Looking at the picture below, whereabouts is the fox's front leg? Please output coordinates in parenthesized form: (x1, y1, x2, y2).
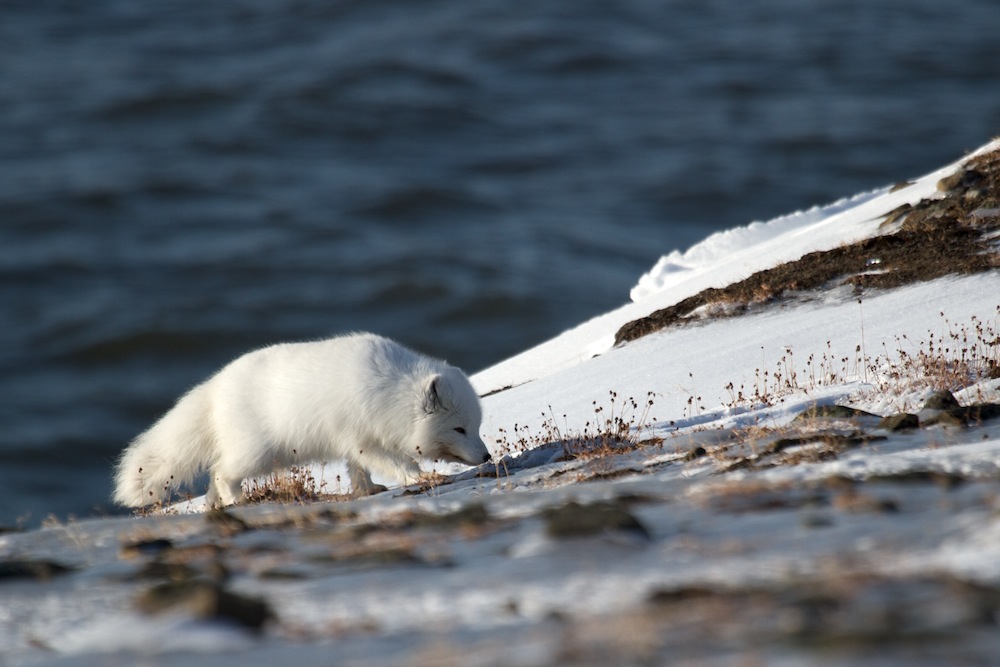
(346, 453, 424, 496)
(387, 459, 424, 488)
(346, 461, 388, 496)
(206, 472, 245, 507)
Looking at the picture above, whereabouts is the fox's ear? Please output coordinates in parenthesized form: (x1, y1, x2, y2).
(422, 374, 446, 414)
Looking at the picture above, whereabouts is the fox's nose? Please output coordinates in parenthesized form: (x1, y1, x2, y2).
(482, 452, 492, 463)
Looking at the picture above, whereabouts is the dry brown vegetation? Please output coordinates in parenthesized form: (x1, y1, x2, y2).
(492, 390, 658, 463)
(713, 310, 1000, 416)
(244, 465, 347, 505)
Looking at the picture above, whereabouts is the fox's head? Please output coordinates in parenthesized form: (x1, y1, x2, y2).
(415, 367, 491, 466)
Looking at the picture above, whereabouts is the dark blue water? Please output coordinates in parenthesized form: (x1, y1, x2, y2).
(2, 0, 998, 526)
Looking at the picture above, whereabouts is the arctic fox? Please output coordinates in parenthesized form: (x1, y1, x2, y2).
(113, 333, 491, 508)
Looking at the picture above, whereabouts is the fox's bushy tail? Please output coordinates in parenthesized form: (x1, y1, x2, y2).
(113, 384, 217, 507)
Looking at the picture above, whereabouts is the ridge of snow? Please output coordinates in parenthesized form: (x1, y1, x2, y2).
(472, 139, 1000, 396)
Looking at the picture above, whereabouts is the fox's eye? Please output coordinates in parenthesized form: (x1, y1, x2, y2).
(454, 427, 466, 435)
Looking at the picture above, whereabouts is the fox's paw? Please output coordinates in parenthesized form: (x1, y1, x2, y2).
(353, 482, 388, 497)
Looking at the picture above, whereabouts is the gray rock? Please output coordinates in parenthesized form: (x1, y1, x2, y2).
(0, 559, 73, 581)
(877, 413, 919, 432)
(543, 500, 650, 540)
(793, 405, 878, 421)
(136, 580, 274, 631)
(922, 390, 961, 412)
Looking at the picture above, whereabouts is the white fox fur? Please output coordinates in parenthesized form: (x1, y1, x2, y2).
(113, 333, 491, 507)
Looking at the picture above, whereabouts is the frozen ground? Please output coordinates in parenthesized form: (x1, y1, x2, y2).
(2, 139, 1000, 666)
